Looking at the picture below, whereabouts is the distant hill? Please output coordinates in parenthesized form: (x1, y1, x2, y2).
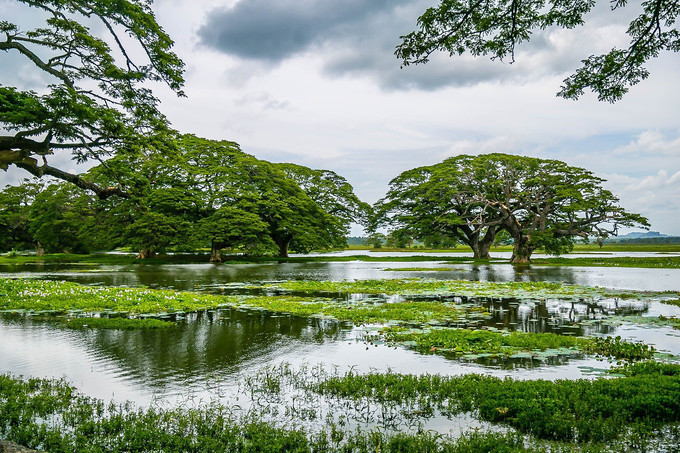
(613, 231, 668, 240)
(604, 231, 680, 244)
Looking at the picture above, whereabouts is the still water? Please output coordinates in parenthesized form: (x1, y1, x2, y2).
(1, 258, 679, 409)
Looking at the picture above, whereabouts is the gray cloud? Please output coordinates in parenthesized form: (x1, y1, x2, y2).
(198, 0, 410, 62)
(197, 0, 631, 91)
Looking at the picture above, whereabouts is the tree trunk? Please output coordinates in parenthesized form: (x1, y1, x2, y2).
(510, 236, 534, 264)
(136, 248, 156, 259)
(277, 236, 292, 258)
(470, 241, 491, 259)
(210, 241, 223, 263)
(35, 241, 44, 257)
(465, 226, 496, 259)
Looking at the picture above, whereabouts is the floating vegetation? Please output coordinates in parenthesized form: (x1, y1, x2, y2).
(250, 279, 659, 301)
(62, 317, 176, 330)
(381, 267, 455, 272)
(381, 327, 655, 361)
(0, 278, 233, 314)
(662, 298, 680, 307)
(231, 296, 467, 324)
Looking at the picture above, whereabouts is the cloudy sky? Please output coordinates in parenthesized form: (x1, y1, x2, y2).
(2, 0, 679, 235)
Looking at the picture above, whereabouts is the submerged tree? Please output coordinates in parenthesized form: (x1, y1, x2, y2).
(0, 0, 185, 197)
(396, 0, 679, 102)
(379, 154, 648, 263)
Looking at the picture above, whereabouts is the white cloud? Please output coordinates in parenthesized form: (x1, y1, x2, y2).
(613, 130, 680, 156)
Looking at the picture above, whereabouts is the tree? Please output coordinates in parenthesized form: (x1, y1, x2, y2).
(197, 206, 271, 263)
(1, 0, 184, 197)
(0, 180, 43, 252)
(376, 159, 503, 259)
(89, 135, 357, 259)
(278, 163, 372, 236)
(28, 182, 100, 254)
(378, 154, 649, 263)
(396, 0, 679, 102)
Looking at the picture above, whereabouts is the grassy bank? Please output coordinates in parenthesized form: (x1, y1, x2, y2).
(2, 246, 680, 269)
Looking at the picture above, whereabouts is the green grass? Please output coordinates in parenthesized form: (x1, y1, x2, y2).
(533, 256, 680, 268)
(315, 362, 680, 444)
(3, 365, 680, 451)
(0, 373, 545, 452)
(3, 246, 679, 269)
(381, 267, 455, 272)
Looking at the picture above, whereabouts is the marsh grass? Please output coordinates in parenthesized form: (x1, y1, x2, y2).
(3, 364, 680, 452)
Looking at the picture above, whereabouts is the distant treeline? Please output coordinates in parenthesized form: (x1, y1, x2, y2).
(604, 237, 680, 245)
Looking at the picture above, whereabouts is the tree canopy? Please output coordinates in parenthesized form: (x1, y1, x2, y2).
(11, 135, 369, 260)
(396, 0, 679, 102)
(0, 0, 185, 197)
(377, 153, 649, 262)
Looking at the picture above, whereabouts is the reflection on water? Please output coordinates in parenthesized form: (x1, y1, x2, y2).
(0, 259, 678, 409)
(2, 260, 678, 291)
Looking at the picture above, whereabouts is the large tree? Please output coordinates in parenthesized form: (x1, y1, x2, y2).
(278, 163, 372, 236)
(88, 135, 358, 259)
(0, 0, 184, 197)
(376, 158, 502, 259)
(378, 154, 649, 263)
(396, 0, 679, 102)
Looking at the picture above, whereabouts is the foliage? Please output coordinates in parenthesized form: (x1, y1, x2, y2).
(232, 296, 464, 324)
(396, 0, 680, 102)
(377, 154, 648, 263)
(85, 135, 360, 258)
(0, 180, 42, 252)
(0, 0, 184, 196)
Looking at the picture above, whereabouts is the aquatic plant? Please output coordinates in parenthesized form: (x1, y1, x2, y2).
(0, 278, 235, 314)
(62, 317, 176, 330)
(383, 327, 656, 361)
(662, 298, 680, 307)
(252, 279, 654, 302)
(236, 296, 463, 324)
(580, 336, 656, 361)
(0, 373, 550, 452)
(314, 364, 680, 444)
